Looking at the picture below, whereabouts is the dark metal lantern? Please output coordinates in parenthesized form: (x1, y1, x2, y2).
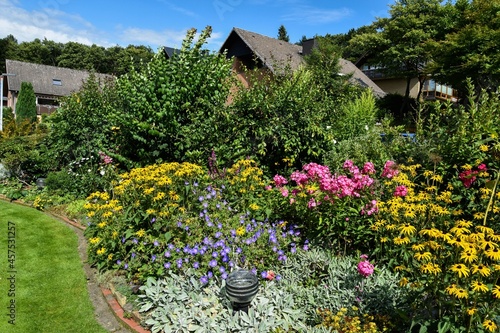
(225, 269, 259, 312)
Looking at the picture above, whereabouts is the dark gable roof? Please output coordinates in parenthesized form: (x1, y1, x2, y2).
(163, 46, 181, 59)
(5, 59, 113, 97)
(220, 27, 386, 98)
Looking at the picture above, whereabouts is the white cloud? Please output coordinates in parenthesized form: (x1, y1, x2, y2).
(0, 0, 109, 45)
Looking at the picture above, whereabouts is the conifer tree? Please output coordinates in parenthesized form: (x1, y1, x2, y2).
(277, 25, 290, 42)
(16, 81, 37, 123)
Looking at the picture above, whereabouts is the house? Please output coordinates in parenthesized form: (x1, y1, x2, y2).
(360, 63, 458, 102)
(163, 46, 181, 59)
(3, 59, 113, 116)
(219, 27, 386, 98)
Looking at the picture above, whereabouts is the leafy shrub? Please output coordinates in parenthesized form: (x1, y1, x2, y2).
(114, 26, 233, 166)
(45, 151, 116, 198)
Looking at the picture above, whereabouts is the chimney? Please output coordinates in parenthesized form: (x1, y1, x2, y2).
(301, 38, 318, 56)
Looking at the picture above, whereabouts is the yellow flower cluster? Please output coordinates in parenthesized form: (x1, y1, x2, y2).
(317, 307, 390, 333)
(374, 163, 500, 328)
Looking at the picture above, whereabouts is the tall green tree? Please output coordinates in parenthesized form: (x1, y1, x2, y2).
(277, 25, 290, 42)
(349, 0, 448, 107)
(0, 35, 19, 72)
(16, 82, 37, 123)
(428, 0, 500, 94)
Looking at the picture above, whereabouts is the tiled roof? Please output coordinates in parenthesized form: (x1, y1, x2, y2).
(5, 59, 113, 97)
(220, 27, 386, 98)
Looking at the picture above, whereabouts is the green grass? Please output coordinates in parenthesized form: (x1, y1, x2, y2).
(0, 200, 108, 333)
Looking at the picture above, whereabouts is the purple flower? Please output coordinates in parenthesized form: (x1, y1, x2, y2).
(199, 196, 204, 202)
(176, 259, 183, 268)
(131, 253, 136, 258)
(215, 232, 222, 239)
(124, 263, 128, 269)
(261, 271, 268, 279)
(164, 262, 171, 269)
(200, 276, 208, 284)
(151, 217, 156, 223)
(133, 238, 138, 244)
(212, 251, 219, 258)
(151, 255, 156, 262)
(164, 251, 171, 257)
(209, 259, 217, 268)
(193, 262, 200, 269)
(207, 271, 213, 278)
(221, 272, 228, 279)
(219, 266, 226, 273)
(116, 260, 121, 265)
(154, 240, 159, 246)
(251, 268, 257, 275)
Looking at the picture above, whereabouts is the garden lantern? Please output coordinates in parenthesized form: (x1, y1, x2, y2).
(225, 269, 259, 312)
(36, 177, 46, 189)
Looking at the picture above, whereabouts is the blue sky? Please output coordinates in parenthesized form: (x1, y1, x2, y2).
(0, 0, 392, 51)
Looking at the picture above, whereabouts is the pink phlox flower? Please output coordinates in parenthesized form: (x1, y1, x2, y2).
(290, 171, 309, 186)
(280, 188, 289, 197)
(303, 163, 331, 180)
(343, 160, 360, 175)
(273, 174, 288, 187)
(381, 160, 399, 179)
(361, 200, 378, 215)
(99, 151, 113, 164)
(393, 185, 408, 197)
(362, 162, 376, 174)
(307, 197, 320, 209)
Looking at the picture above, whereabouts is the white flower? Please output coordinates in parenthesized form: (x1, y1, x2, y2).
(326, 125, 331, 130)
(365, 125, 369, 131)
(100, 170, 105, 176)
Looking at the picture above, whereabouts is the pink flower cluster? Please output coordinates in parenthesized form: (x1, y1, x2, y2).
(381, 160, 399, 179)
(357, 254, 374, 277)
(98, 151, 113, 165)
(459, 164, 487, 188)
(275, 161, 380, 212)
(393, 185, 408, 197)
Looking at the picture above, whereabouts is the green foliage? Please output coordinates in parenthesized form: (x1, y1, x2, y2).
(416, 81, 500, 173)
(0, 130, 52, 181)
(16, 81, 37, 123)
(428, 0, 500, 93)
(114, 26, 232, 166)
(46, 73, 120, 169)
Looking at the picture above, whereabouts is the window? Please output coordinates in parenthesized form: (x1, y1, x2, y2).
(52, 79, 62, 86)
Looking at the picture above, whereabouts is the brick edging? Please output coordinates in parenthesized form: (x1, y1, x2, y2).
(101, 287, 151, 333)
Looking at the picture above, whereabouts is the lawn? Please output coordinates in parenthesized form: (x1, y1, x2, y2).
(0, 200, 108, 333)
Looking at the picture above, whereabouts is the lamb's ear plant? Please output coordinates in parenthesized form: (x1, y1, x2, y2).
(137, 271, 308, 333)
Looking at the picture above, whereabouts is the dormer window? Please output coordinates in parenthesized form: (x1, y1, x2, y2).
(53, 79, 62, 86)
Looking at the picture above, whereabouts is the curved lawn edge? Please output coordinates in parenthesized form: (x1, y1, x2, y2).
(0, 198, 132, 333)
